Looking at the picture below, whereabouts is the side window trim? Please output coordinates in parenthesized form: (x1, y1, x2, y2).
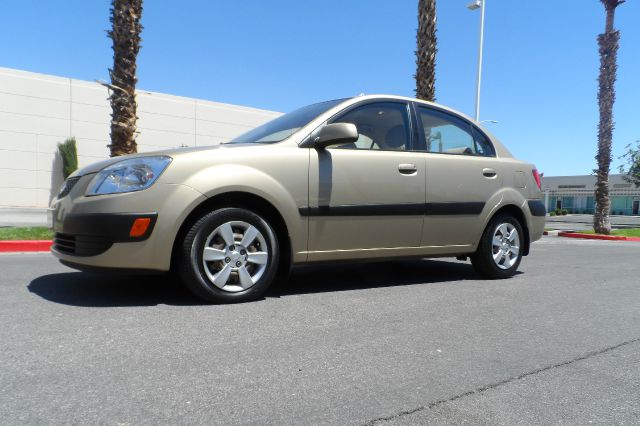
(412, 103, 496, 158)
(408, 101, 426, 151)
(327, 100, 416, 152)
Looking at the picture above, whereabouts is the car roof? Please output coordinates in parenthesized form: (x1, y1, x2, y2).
(341, 94, 477, 124)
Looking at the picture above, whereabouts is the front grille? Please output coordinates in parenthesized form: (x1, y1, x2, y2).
(53, 233, 113, 256)
(58, 176, 81, 199)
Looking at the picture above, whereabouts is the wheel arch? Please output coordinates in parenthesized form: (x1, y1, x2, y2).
(170, 191, 293, 276)
(486, 204, 531, 256)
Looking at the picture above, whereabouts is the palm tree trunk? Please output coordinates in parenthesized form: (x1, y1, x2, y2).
(594, 0, 624, 234)
(107, 0, 143, 157)
(415, 0, 437, 102)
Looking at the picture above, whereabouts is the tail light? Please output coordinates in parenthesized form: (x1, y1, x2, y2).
(532, 168, 542, 190)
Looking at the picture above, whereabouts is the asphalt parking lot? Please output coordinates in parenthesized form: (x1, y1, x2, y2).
(1, 236, 639, 425)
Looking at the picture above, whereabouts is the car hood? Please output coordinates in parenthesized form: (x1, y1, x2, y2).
(71, 143, 265, 176)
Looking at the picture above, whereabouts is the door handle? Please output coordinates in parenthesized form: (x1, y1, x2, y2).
(482, 168, 497, 178)
(398, 163, 418, 175)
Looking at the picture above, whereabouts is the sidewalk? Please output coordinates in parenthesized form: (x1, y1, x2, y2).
(0, 208, 49, 228)
(546, 214, 640, 231)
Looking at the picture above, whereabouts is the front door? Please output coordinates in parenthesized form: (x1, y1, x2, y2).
(633, 200, 639, 216)
(307, 101, 426, 259)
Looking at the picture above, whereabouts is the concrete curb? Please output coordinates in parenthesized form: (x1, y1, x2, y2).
(0, 240, 52, 252)
(557, 232, 640, 242)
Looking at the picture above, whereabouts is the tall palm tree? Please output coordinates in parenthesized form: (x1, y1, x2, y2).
(415, 0, 437, 101)
(594, 0, 624, 234)
(106, 0, 143, 157)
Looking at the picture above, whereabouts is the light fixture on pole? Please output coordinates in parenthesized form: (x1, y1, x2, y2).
(467, 0, 486, 122)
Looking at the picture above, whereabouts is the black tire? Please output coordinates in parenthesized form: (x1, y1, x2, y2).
(471, 214, 523, 279)
(178, 207, 279, 303)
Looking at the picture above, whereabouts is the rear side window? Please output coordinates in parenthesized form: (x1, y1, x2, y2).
(471, 126, 496, 157)
(416, 106, 495, 157)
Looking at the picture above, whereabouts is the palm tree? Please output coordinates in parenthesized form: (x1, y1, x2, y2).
(106, 0, 143, 157)
(415, 0, 437, 101)
(594, 0, 625, 234)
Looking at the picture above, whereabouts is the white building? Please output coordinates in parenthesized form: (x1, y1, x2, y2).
(0, 67, 280, 209)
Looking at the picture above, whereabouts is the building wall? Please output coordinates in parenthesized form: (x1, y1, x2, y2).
(0, 67, 281, 208)
(543, 175, 640, 215)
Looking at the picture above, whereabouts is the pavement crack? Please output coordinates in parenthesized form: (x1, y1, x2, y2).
(363, 337, 640, 425)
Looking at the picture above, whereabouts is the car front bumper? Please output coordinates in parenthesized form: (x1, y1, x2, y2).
(50, 174, 206, 272)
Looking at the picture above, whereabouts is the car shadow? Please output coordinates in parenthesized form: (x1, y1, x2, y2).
(28, 259, 494, 308)
(271, 259, 482, 297)
(28, 272, 205, 307)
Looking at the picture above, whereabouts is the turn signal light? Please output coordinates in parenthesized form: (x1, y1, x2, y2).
(129, 218, 151, 238)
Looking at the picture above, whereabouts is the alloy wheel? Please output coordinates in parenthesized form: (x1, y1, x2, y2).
(491, 223, 520, 270)
(201, 220, 269, 292)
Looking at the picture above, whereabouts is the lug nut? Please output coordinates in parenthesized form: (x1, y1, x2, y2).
(225, 257, 231, 263)
(240, 249, 246, 255)
(235, 261, 242, 267)
(229, 245, 235, 251)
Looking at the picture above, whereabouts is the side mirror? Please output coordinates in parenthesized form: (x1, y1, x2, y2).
(314, 123, 358, 149)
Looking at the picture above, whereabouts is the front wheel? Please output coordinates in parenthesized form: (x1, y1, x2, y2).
(178, 208, 279, 303)
(471, 214, 523, 279)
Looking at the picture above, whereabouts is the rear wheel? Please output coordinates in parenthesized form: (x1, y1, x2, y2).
(178, 208, 279, 303)
(471, 214, 523, 279)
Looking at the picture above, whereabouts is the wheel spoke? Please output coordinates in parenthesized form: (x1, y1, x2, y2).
(212, 264, 232, 287)
(203, 247, 226, 262)
(237, 266, 254, 289)
(247, 251, 268, 265)
(507, 227, 518, 242)
(217, 222, 236, 246)
(510, 246, 520, 256)
(241, 225, 259, 247)
(504, 250, 511, 265)
(493, 250, 503, 262)
(492, 236, 502, 247)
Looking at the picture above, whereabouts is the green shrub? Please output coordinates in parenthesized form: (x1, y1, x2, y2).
(561, 209, 568, 215)
(57, 137, 78, 179)
(549, 211, 556, 216)
(555, 208, 562, 215)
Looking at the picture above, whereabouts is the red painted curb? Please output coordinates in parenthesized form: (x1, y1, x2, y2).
(557, 232, 640, 242)
(0, 240, 53, 252)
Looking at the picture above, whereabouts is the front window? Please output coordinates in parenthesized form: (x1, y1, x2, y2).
(329, 102, 411, 151)
(227, 99, 346, 144)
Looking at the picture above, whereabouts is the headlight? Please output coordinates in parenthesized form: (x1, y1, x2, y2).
(86, 156, 172, 196)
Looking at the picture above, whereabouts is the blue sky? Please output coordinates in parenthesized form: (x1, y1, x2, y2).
(2, 0, 639, 176)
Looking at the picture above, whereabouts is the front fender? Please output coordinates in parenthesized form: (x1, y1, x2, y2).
(180, 164, 308, 260)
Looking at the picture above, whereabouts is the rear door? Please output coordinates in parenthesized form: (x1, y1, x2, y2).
(414, 104, 503, 247)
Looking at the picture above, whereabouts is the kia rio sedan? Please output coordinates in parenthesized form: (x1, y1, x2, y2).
(50, 95, 546, 303)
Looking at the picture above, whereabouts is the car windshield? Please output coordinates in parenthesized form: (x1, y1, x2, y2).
(227, 99, 347, 144)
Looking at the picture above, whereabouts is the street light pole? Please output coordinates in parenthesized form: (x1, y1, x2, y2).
(467, 0, 486, 122)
